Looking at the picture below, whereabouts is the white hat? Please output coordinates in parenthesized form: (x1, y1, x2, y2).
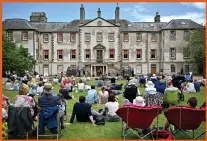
(128, 80, 135, 85)
(152, 74, 156, 77)
(133, 96, 145, 107)
(146, 81, 155, 88)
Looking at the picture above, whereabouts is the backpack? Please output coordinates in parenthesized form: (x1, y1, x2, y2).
(95, 116, 105, 125)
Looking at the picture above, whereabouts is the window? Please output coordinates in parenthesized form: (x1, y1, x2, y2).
(151, 33, 156, 41)
(123, 33, 129, 42)
(151, 49, 156, 59)
(85, 33, 91, 42)
(57, 65, 63, 74)
(22, 31, 28, 41)
(184, 31, 190, 41)
(171, 64, 176, 72)
(85, 49, 90, 59)
(123, 50, 129, 59)
(136, 33, 142, 41)
(71, 50, 76, 59)
(70, 32, 76, 42)
(109, 49, 115, 59)
(43, 34, 49, 43)
(43, 50, 49, 60)
(170, 31, 176, 40)
(97, 32, 103, 42)
(136, 49, 142, 59)
(170, 48, 176, 59)
(185, 64, 189, 73)
(183, 47, 190, 58)
(7, 31, 13, 41)
(57, 33, 63, 43)
(108, 33, 115, 42)
(57, 50, 63, 60)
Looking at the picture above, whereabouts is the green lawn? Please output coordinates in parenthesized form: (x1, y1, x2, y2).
(2, 79, 206, 140)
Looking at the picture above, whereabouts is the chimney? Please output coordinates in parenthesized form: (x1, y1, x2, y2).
(30, 12, 47, 22)
(80, 4, 85, 24)
(154, 12, 160, 23)
(115, 3, 120, 25)
(98, 8, 101, 17)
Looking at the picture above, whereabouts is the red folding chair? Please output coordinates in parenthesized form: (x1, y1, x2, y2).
(164, 106, 205, 139)
(151, 130, 174, 140)
(116, 105, 162, 140)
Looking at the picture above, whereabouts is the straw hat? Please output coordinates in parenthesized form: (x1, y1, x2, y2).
(146, 81, 155, 88)
(133, 96, 145, 107)
(44, 83, 53, 94)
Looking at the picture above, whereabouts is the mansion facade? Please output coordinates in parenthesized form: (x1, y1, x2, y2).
(3, 4, 204, 76)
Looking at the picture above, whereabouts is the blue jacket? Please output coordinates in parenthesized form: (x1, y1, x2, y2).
(155, 81, 166, 94)
(38, 106, 59, 133)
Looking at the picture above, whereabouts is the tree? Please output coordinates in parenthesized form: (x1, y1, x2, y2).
(186, 28, 206, 75)
(3, 35, 36, 76)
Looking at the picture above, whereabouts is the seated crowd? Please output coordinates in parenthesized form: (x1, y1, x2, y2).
(2, 71, 205, 138)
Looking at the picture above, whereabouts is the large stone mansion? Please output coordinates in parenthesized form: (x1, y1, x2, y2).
(3, 4, 204, 76)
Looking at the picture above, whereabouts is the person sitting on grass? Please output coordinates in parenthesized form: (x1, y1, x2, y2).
(77, 79, 85, 92)
(13, 80, 20, 91)
(37, 82, 44, 96)
(194, 79, 201, 93)
(183, 79, 196, 93)
(65, 80, 73, 92)
(28, 84, 37, 96)
(96, 78, 104, 87)
(57, 93, 67, 129)
(59, 86, 74, 100)
(69, 96, 96, 126)
(99, 86, 109, 104)
(164, 97, 197, 131)
(5, 79, 13, 90)
(124, 80, 140, 103)
(102, 94, 120, 122)
(154, 77, 166, 94)
(86, 85, 98, 104)
(144, 81, 157, 95)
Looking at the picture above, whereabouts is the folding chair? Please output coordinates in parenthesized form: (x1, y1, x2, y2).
(194, 103, 206, 139)
(36, 106, 65, 140)
(163, 90, 180, 106)
(151, 130, 174, 140)
(164, 106, 205, 139)
(7, 106, 34, 139)
(116, 105, 162, 140)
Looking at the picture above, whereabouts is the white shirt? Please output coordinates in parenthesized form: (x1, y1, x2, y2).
(187, 82, 196, 93)
(37, 86, 44, 94)
(105, 102, 119, 116)
(78, 83, 85, 90)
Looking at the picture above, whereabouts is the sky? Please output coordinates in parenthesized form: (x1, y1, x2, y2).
(2, 2, 206, 24)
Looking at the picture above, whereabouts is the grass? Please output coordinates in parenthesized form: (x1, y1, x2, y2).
(2, 79, 206, 140)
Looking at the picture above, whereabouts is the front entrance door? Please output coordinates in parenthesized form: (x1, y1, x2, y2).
(97, 50, 103, 63)
(43, 65, 49, 77)
(151, 64, 156, 74)
(96, 66, 103, 76)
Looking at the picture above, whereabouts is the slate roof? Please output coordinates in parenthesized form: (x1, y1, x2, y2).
(3, 19, 36, 30)
(2, 18, 204, 32)
(163, 19, 204, 30)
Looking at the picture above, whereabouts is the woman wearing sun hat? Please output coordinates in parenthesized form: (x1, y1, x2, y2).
(144, 81, 157, 95)
(14, 83, 36, 117)
(133, 95, 146, 107)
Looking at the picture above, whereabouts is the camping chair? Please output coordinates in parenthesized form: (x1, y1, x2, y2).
(194, 102, 206, 139)
(116, 105, 162, 140)
(164, 106, 205, 139)
(151, 130, 174, 140)
(37, 106, 65, 140)
(7, 106, 34, 139)
(163, 90, 180, 107)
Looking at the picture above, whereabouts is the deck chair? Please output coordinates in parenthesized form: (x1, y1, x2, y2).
(37, 106, 65, 140)
(151, 130, 174, 140)
(116, 105, 162, 140)
(7, 106, 34, 139)
(164, 106, 205, 139)
(163, 90, 180, 106)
